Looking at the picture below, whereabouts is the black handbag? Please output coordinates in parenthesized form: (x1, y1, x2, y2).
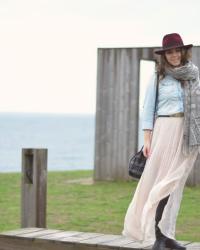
(128, 146, 146, 179)
(128, 72, 159, 179)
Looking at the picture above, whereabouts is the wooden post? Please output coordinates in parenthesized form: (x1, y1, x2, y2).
(21, 148, 48, 228)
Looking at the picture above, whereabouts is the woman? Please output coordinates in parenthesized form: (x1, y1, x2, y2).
(122, 33, 200, 250)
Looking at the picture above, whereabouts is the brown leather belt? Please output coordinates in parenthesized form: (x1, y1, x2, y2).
(157, 112, 184, 117)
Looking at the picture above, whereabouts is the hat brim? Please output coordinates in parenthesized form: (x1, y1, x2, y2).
(154, 44, 193, 55)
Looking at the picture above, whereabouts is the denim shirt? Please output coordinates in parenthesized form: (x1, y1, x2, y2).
(142, 73, 184, 130)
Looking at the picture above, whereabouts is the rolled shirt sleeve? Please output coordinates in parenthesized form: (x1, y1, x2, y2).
(141, 72, 157, 130)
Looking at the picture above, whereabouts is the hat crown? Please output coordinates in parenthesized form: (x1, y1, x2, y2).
(162, 33, 184, 49)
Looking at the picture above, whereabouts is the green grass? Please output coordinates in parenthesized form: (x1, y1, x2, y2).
(0, 170, 199, 241)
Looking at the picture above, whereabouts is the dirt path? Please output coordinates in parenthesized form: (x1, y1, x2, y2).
(65, 177, 94, 185)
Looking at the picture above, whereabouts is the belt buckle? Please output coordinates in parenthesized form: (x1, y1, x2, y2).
(171, 112, 183, 117)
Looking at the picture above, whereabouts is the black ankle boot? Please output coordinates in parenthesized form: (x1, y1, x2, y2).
(152, 225, 167, 250)
(152, 236, 167, 250)
(165, 237, 186, 250)
(154, 225, 186, 250)
(152, 195, 186, 250)
(152, 232, 187, 250)
(152, 196, 170, 250)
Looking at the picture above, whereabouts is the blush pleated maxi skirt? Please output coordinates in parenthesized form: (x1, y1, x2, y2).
(122, 116, 198, 245)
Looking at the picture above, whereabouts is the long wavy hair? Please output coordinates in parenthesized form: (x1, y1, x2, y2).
(156, 47, 192, 85)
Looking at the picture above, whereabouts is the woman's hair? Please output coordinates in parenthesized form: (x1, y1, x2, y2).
(156, 47, 192, 82)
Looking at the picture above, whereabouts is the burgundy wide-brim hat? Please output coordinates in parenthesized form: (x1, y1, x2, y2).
(154, 33, 193, 55)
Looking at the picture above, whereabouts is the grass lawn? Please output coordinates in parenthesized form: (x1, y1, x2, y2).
(0, 170, 199, 241)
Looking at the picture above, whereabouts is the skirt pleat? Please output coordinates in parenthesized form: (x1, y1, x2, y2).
(122, 117, 198, 245)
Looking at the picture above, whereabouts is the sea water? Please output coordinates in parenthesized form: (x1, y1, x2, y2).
(0, 112, 95, 172)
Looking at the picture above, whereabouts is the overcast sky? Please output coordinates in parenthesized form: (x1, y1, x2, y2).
(0, 0, 199, 114)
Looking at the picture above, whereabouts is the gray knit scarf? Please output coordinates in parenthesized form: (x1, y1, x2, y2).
(164, 60, 200, 156)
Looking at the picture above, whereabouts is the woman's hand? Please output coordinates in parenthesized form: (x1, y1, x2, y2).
(143, 130, 152, 158)
(143, 141, 151, 158)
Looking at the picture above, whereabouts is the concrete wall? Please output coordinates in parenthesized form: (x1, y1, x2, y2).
(94, 46, 200, 186)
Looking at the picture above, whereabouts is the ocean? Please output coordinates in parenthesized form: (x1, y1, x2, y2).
(0, 113, 95, 173)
